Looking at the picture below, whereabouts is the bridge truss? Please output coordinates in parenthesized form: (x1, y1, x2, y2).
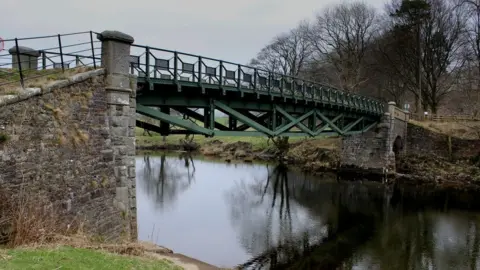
(131, 44, 384, 138)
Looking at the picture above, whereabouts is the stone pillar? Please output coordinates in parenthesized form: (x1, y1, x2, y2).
(383, 111, 396, 171)
(8, 46, 40, 70)
(97, 30, 137, 241)
(388, 101, 396, 117)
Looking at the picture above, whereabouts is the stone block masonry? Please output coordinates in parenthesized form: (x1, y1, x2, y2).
(340, 102, 409, 174)
(0, 30, 138, 242)
(97, 30, 137, 241)
(0, 69, 132, 241)
(407, 123, 480, 160)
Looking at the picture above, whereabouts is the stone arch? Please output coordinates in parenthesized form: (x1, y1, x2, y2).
(392, 135, 404, 157)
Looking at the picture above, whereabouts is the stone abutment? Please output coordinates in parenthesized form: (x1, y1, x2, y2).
(340, 102, 409, 175)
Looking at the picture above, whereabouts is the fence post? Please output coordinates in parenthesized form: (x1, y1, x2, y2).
(57, 34, 65, 72)
(42, 51, 46, 69)
(89, 31, 96, 69)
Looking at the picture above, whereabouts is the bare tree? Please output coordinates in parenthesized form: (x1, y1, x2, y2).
(460, 0, 480, 81)
(420, 0, 467, 113)
(385, 0, 431, 114)
(249, 23, 313, 77)
(380, 0, 467, 113)
(373, 23, 419, 102)
(455, 0, 480, 115)
(306, 2, 380, 92)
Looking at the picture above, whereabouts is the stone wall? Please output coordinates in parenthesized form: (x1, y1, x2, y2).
(340, 102, 409, 173)
(340, 113, 391, 173)
(407, 123, 480, 160)
(0, 69, 135, 241)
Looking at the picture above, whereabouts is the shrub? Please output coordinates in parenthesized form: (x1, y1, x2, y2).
(0, 187, 78, 247)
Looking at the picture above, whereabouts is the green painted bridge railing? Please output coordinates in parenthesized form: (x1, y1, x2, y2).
(129, 44, 384, 116)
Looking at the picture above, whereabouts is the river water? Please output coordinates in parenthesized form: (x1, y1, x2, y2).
(136, 152, 480, 270)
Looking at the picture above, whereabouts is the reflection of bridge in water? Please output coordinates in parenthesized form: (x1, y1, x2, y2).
(137, 154, 480, 270)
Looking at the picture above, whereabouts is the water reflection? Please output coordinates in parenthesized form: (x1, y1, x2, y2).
(136, 153, 196, 212)
(227, 164, 380, 269)
(136, 154, 480, 269)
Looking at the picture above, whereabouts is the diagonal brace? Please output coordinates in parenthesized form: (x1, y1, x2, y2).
(316, 110, 344, 135)
(236, 112, 271, 131)
(314, 114, 343, 136)
(175, 107, 229, 130)
(214, 101, 274, 136)
(137, 104, 214, 136)
(274, 107, 314, 136)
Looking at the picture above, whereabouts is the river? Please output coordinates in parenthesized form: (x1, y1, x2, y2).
(136, 152, 480, 270)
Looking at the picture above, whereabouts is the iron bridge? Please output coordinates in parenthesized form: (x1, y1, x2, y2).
(130, 44, 384, 138)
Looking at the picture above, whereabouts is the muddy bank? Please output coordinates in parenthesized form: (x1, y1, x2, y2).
(395, 153, 480, 191)
(192, 139, 340, 173)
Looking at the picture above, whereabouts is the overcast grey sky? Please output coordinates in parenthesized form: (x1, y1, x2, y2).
(1, 0, 386, 65)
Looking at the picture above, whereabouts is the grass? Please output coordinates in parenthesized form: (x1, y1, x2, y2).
(409, 119, 480, 140)
(0, 66, 95, 95)
(0, 246, 181, 270)
(135, 127, 308, 150)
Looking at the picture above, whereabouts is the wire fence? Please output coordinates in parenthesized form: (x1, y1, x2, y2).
(410, 114, 480, 122)
(0, 31, 102, 92)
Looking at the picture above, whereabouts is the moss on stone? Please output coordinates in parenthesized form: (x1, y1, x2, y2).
(0, 133, 9, 144)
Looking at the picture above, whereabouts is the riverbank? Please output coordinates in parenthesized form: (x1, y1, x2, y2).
(0, 236, 225, 270)
(136, 132, 341, 172)
(136, 128, 480, 191)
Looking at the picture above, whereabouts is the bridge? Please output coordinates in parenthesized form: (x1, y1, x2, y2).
(0, 30, 409, 172)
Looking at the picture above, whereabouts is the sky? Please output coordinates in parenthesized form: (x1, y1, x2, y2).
(1, 0, 386, 65)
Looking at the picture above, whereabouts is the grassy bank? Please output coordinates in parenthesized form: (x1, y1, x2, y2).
(409, 119, 480, 140)
(0, 246, 181, 270)
(0, 67, 95, 95)
(135, 127, 307, 151)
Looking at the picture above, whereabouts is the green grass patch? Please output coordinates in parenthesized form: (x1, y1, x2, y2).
(135, 127, 307, 150)
(1, 246, 181, 270)
(0, 67, 95, 95)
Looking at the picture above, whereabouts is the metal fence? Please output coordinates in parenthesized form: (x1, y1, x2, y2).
(0, 31, 102, 90)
